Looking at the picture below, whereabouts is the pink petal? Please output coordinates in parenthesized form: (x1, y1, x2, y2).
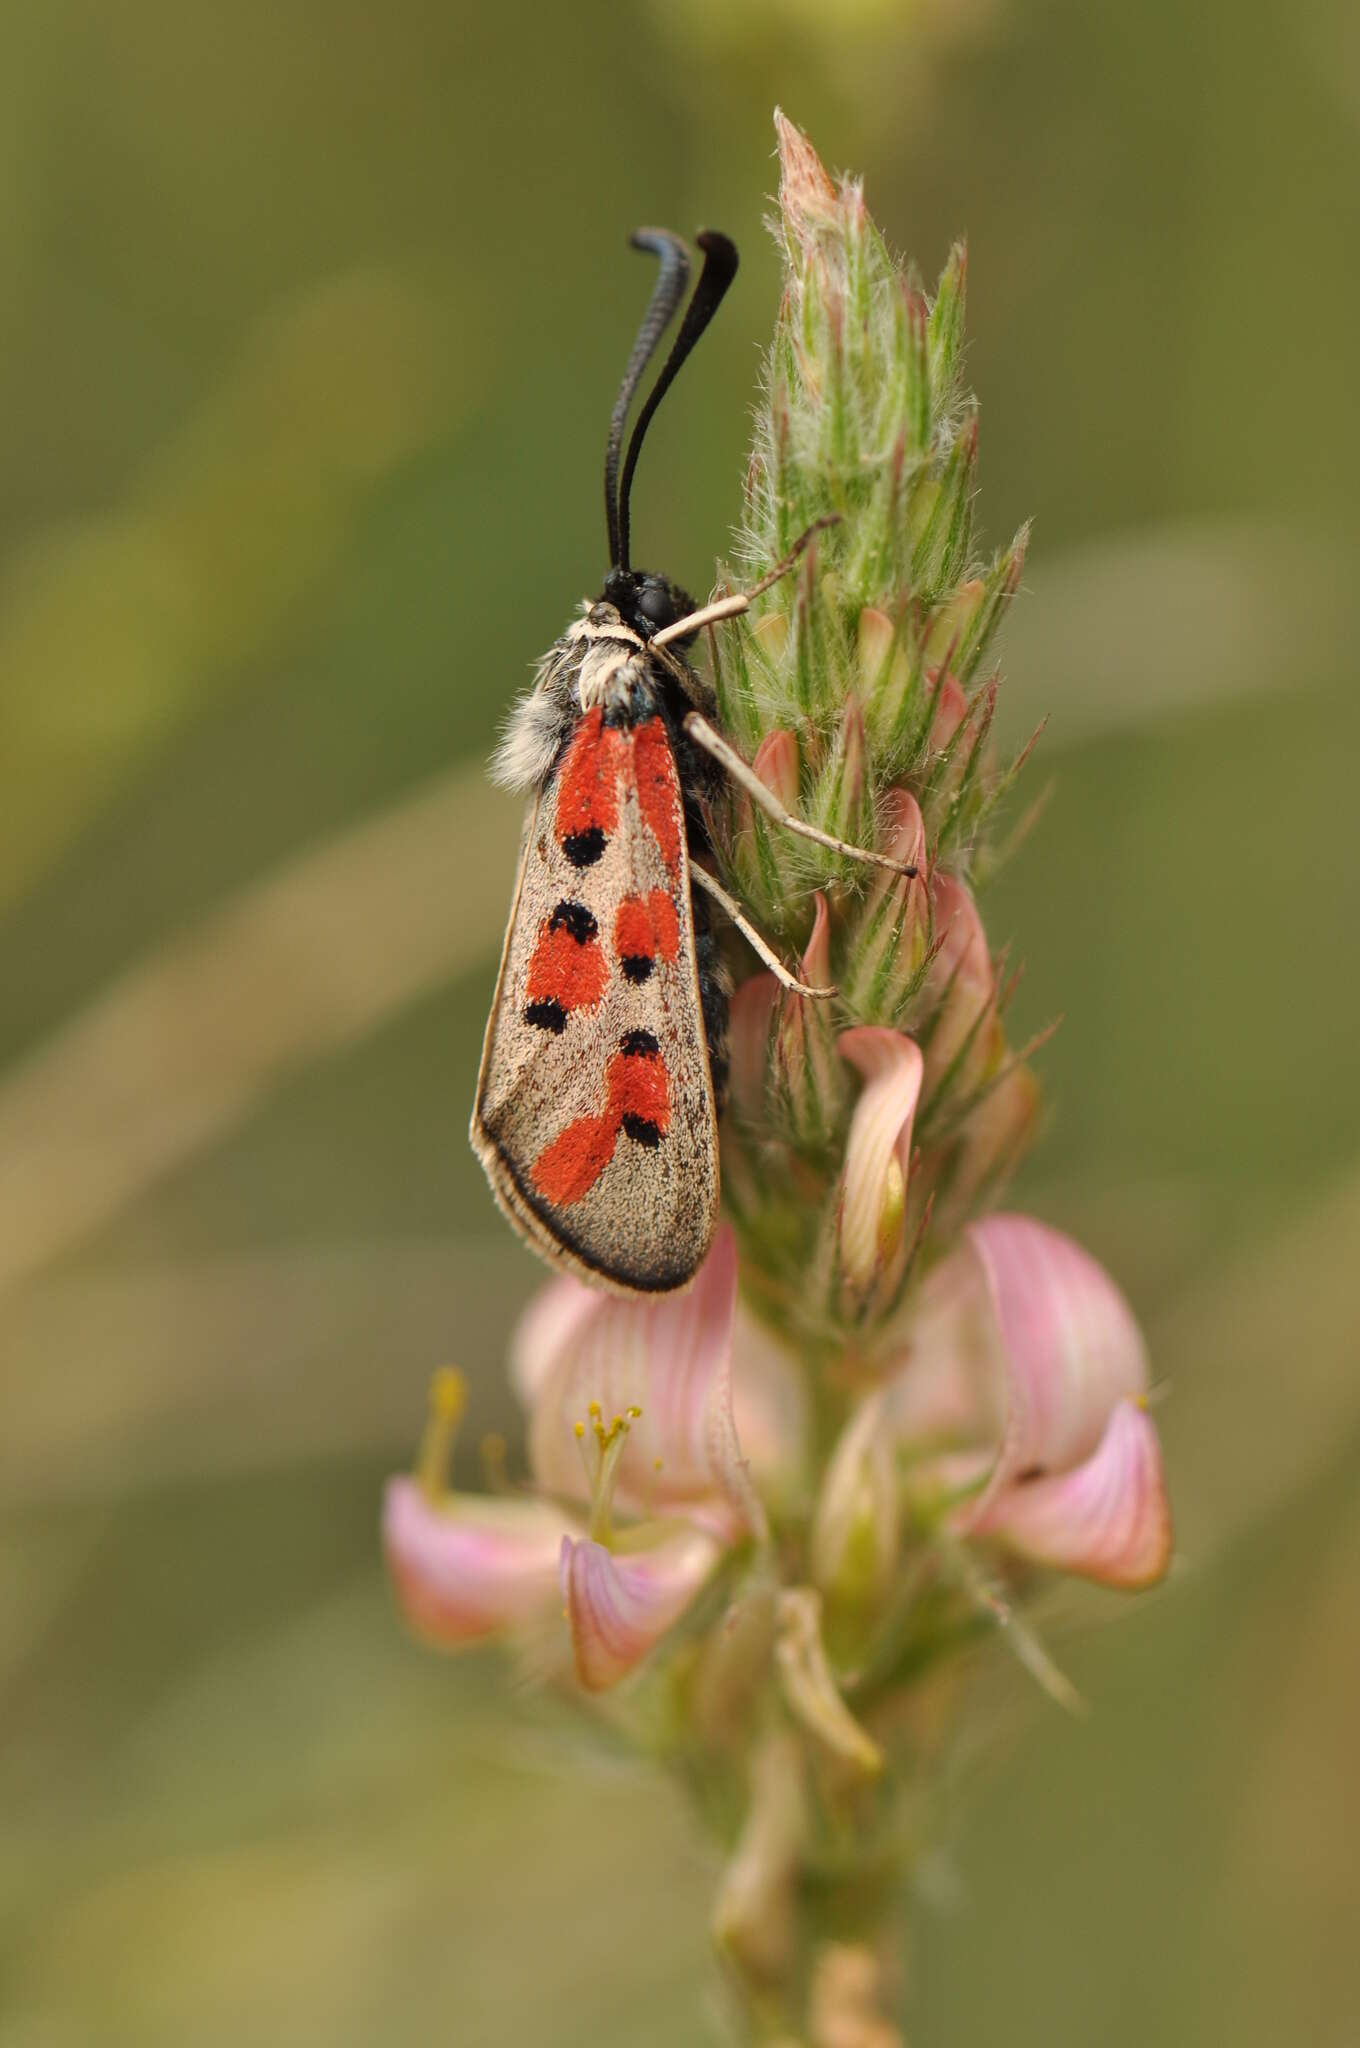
(526, 1227, 768, 1537)
(928, 669, 968, 749)
(801, 890, 832, 988)
(508, 1269, 599, 1410)
(728, 972, 780, 1121)
(922, 873, 999, 1100)
(729, 1306, 810, 1515)
(752, 728, 800, 811)
(966, 1214, 1149, 1518)
(382, 1477, 567, 1645)
(561, 1525, 722, 1690)
(862, 1214, 1154, 1559)
(877, 787, 927, 874)
(972, 1398, 1173, 1589)
(936, 1061, 1041, 1232)
(837, 1027, 924, 1297)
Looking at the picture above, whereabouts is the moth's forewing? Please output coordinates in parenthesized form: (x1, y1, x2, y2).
(471, 709, 719, 1295)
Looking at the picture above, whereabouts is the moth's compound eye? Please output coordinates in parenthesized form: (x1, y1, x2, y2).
(636, 580, 676, 629)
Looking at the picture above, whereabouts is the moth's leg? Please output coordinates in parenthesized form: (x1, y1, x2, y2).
(683, 712, 917, 878)
(691, 864, 836, 1000)
(651, 515, 840, 649)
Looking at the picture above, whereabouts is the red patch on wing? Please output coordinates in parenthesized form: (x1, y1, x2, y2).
(613, 889, 679, 967)
(526, 923, 607, 1012)
(529, 1043, 671, 1208)
(555, 708, 625, 846)
(630, 718, 683, 875)
(606, 1045, 670, 1130)
(530, 1113, 619, 1207)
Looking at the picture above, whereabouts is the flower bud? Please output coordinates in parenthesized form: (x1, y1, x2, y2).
(712, 1730, 806, 1984)
(727, 971, 780, 1126)
(774, 1587, 883, 1776)
(810, 1398, 900, 1621)
(921, 873, 1001, 1102)
(934, 1060, 1041, 1236)
(729, 728, 803, 914)
(842, 789, 928, 1018)
(927, 668, 968, 751)
(776, 893, 845, 1144)
(836, 1027, 924, 1309)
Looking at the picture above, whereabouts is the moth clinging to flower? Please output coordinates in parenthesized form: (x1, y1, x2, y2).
(471, 226, 913, 1296)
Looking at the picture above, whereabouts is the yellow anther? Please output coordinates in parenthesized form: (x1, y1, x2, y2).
(429, 1366, 467, 1424)
(574, 1420, 586, 1439)
(417, 1366, 467, 1501)
(588, 1399, 602, 1419)
(653, 1457, 664, 1473)
(627, 1405, 643, 1420)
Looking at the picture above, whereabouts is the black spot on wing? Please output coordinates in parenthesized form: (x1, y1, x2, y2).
(525, 999, 568, 1034)
(549, 899, 599, 942)
(563, 827, 606, 869)
(620, 1029, 660, 1057)
(620, 954, 653, 984)
(621, 1113, 663, 1148)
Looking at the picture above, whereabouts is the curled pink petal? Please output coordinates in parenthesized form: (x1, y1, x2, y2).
(382, 1477, 567, 1645)
(837, 1027, 924, 1297)
(966, 1214, 1149, 1516)
(972, 1399, 1173, 1589)
(527, 1228, 768, 1537)
(850, 1213, 1158, 1586)
(561, 1525, 722, 1690)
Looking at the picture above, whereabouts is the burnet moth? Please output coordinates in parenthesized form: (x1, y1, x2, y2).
(471, 227, 914, 1295)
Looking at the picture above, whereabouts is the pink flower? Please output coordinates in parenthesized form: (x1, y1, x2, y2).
(383, 1482, 565, 1646)
(384, 1231, 806, 1691)
(814, 1214, 1171, 1594)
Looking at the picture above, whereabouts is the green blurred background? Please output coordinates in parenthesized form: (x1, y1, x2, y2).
(2, 0, 1358, 2041)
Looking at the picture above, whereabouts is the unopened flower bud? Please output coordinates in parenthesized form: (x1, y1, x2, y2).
(776, 893, 845, 1143)
(921, 873, 1001, 1102)
(836, 1027, 924, 1309)
(842, 789, 928, 1017)
(775, 1587, 883, 1776)
(727, 971, 780, 1126)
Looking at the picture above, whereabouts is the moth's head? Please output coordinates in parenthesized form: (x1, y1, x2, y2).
(600, 566, 697, 644)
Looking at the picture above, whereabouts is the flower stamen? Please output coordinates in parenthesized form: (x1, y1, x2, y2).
(416, 1366, 467, 1502)
(573, 1400, 643, 1543)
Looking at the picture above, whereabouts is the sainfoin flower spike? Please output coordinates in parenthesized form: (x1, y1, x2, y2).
(385, 112, 1172, 2047)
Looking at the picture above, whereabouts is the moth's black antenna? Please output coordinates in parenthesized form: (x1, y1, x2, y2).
(604, 229, 691, 573)
(617, 230, 740, 575)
